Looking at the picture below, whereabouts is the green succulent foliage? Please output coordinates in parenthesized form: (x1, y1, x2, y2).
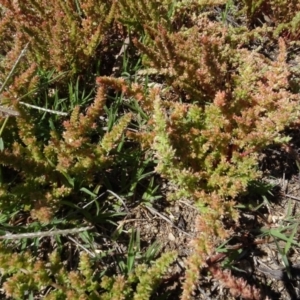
(100, 250, 177, 300)
(0, 245, 177, 300)
(0, 81, 132, 222)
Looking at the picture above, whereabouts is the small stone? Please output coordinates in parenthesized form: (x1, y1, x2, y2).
(168, 232, 176, 241)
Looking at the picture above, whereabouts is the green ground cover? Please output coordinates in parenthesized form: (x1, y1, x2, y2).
(0, 0, 300, 299)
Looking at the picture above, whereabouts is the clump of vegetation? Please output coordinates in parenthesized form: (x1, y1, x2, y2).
(0, 0, 117, 77)
(0, 0, 300, 299)
(242, 0, 300, 38)
(0, 244, 177, 299)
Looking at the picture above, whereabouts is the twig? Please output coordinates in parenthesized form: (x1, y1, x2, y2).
(0, 226, 93, 240)
(0, 106, 20, 116)
(0, 43, 29, 94)
(0, 42, 68, 117)
(0, 101, 68, 117)
(67, 236, 96, 257)
(285, 194, 300, 202)
(19, 101, 68, 116)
